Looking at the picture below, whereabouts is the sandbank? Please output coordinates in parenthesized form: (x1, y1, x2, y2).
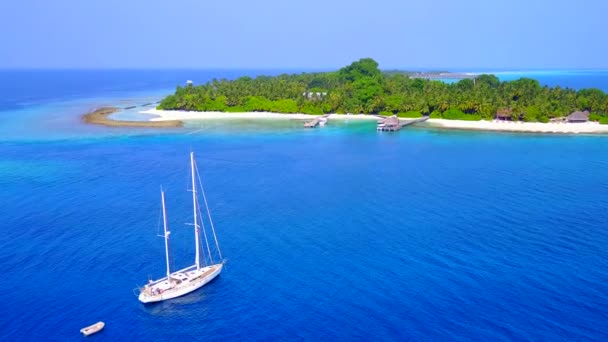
(83, 107, 183, 128)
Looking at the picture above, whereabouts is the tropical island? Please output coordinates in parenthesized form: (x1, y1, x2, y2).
(157, 58, 608, 124)
(85, 58, 608, 133)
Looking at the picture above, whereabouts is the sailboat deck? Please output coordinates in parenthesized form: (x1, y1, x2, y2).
(145, 264, 221, 292)
(139, 263, 223, 302)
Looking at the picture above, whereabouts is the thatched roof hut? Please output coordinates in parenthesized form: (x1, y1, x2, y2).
(496, 108, 513, 120)
(566, 110, 589, 122)
(384, 116, 400, 126)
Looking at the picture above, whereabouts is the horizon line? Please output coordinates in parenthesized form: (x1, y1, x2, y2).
(1, 66, 608, 73)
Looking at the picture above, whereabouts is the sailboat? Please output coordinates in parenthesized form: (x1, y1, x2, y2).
(138, 152, 224, 304)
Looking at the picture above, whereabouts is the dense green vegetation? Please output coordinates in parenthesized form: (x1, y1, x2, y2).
(158, 58, 608, 122)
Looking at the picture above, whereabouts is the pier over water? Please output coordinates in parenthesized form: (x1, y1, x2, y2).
(377, 115, 429, 131)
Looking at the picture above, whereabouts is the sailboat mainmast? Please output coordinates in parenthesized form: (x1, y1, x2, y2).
(190, 152, 201, 271)
(161, 190, 171, 280)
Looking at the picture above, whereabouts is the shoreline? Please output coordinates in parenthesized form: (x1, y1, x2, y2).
(82, 107, 183, 128)
(425, 118, 608, 134)
(82, 108, 608, 134)
(141, 108, 380, 121)
(143, 109, 608, 134)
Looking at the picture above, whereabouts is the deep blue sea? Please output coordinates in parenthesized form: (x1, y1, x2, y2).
(1, 70, 608, 341)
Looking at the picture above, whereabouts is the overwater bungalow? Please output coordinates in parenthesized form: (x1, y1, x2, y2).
(377, 116, 401, 131)
(385, 116, 400, 126)
(566, 110, 589, 123)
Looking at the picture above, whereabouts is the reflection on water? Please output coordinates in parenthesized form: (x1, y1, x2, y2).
(139, 277, 225, 317)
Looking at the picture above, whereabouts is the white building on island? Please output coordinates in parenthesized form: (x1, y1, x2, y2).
(302, 91, 327, 100)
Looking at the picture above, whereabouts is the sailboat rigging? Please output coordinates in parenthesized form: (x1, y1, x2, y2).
(138, 152, 224, 304)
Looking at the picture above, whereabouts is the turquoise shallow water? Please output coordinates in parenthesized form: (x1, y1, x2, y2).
(1, 70, 608, 341)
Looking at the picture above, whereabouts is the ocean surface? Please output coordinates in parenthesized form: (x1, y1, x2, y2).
(1, 70, 608, 341)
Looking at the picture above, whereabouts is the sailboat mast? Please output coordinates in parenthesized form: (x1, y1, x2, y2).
(161, 190, 171, 280)
(191, 152, 201, 270)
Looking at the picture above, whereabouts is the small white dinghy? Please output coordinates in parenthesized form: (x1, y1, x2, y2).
(80, 321, 104, 336)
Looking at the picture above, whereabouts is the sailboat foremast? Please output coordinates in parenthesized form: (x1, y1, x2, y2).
(191, 152, 201, 271)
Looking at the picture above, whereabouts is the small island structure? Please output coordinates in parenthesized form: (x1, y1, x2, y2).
(495, 108, 514, 121)
(377, 116, 401, 131)
(376, 115, 430, 131)
(566, 110, 590, 122)
(304, 114, 330, 128)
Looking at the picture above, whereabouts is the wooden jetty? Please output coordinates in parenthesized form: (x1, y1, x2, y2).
(377, 115, 429, 131)
(304, 118, 320, 128)
(304, 114, 330, 128)
(122, 101, 161, 110)
(401, 116, 429, 127)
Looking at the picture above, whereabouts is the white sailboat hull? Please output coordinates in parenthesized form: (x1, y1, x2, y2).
(138, 263, 223, 304)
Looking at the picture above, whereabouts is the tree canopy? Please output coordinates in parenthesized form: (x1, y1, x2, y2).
(158, 58, 608, 122)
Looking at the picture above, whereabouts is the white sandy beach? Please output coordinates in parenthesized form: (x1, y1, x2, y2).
(141, 109, 379, 121)
(140, 109, 608, 134)
(426, 119, 608, 134)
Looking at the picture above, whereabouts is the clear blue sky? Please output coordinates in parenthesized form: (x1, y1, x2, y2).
(1, 0, 606, 69)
